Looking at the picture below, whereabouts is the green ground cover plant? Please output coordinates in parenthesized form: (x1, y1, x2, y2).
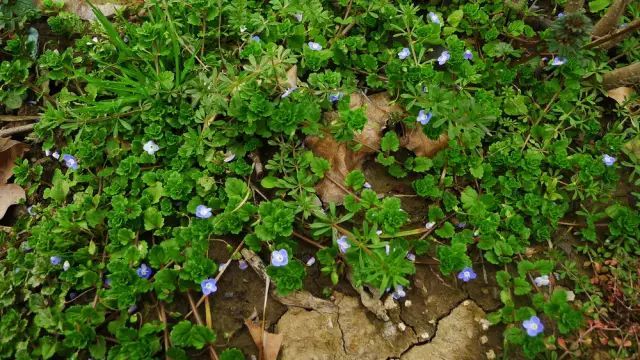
(1, 0, 639, 358)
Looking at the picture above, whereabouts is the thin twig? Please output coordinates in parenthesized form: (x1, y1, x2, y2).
(0, 124, 35, 137)
(586, 19, 640, 49)
(187, 290, 219, 360)
(0, 115, 40, 122)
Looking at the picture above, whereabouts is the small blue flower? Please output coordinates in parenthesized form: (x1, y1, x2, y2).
(416, 110, 432, 125)
(406, 253, 416, 262)
(392, 285, 406, 300)
(308, 42, 322, 51)
(128, 304, 138, 314)
(62, 154, 79, 170)
(271, 249, 289, 267)
(427, 12, 441, 25)
(306, 257, 316, 266)
(104, 278, 112, 288)
(437, 50, 450, 65)
(136, 263, 153, 279)
(281, 87, 297, 98)
(329, 92, 343, 103)
(201, 278, 218, 296)
(456, 222, 467, 229)
(68, 292, 78, 300)
(363, 182, 372, 189)
(398, 47, 411, 60)
(250, 35, 261, 42)
(551, 56, 567, 66)
(336, 235, 351, 253)
(463, 49, 473, 60)
(195, 205, 212, 219)
(522, 315, 544, 336)
(457, 267, 477, 282)
(602, 154, 616, 167)
(557, 12, 565, 18)
(534, 275, 550, 287)
(293, 13, 303, 22)
(50, 256, 61, 266)
(238, 260, 248, 270)
(143, 140, 160, 155)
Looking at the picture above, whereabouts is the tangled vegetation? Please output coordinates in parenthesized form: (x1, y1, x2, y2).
(1, 0, 639, 359)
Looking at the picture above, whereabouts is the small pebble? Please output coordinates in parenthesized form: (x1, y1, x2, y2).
(479, 318, 491, 331)
(480, 335, 488, 344)
(486, 350, 496, 360)
(398, 322, 407, 331)
(404, 300, 412, 307)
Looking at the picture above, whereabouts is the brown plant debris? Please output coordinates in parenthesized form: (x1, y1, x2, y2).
(305, 92, 401, 204)
(0, 184, 26, 220)
(400, 128, 449, 158)
(0, 137, 28, 184)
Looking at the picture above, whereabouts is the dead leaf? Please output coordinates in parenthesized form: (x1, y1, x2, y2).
(34, 0, 123, 21)
(400, 127, 449, 158)
(306, 92, 402, 204)
(245, 317, 283, 360)
(0, 184, 26, 220)
(607, 86, 635, 105)
(286, 65, 297, 89)
(0, 137, 28, 184)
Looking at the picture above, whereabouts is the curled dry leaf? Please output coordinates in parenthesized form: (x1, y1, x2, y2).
(0, 184, 26, 220)
(245, 317, 283, 360)
(305, 92, 402, 204)
(0, 137, 28, 184)
(400, 127, 449, 158)
(606, 86, 635, 105)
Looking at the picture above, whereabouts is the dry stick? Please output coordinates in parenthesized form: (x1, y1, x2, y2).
(187, 290, 220, 360)
(260, 277, 270, 360)
(0, 115, 40, 122)
(156, 300, 171, 360)
(586, 19, 640, 49)
(0, 123, 35, 137)
(603, 62, 640, 90)
(592, 0, 631, 37)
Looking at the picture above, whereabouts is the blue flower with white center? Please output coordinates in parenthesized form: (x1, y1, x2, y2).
(195, 205, 212, 219)
(52, 151, 60, 159)
(62, 154, 79, 170)
(143, 140, 160, 155)
(201, 278, 218, 296)
(398, 47, 411, 60)
(457, 267, 477, 282)
(250, 35, 261, 42)
(306, 257, 316, 266)
(308, 42, 322, 51)
(392, 285, 406, 300)
(136, 263, 153, 279)
(336, 235, 351, 253)
(463, 49, 473, 60)
(557, 12, 565, 18)
(364, 182, 372, 189)
(50, 256, 61, 266)
(271, 249, 289, 267)
(602, 154, 616, 167)
(281, 87, 297, 98)
(437, 50, 450, 65)
(239, 260, 248, 270)
(417, 110, 432, 125)
(534, 275, 550, 287)
(407, 253, 416, 262)
(427, 12, 441, 25)
(329, 92, 343, 103)
(551, 56, 567, 66)
(522, 315, 544, 336)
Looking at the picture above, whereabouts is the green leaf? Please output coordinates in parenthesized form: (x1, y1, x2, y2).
(589, 0, 610, 12)
(170, 321, 216, 349)
(380, 132, 400, 152)
(144, 207, 164, 231)
(220, 348, 246, 360)
(513, 277, 532, 295)
(447, 9, 464, 27)
(261, 176, 280, 189)
(435, 222, 455, 238)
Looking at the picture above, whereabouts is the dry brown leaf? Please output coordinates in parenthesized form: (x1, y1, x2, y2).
(245, 317, 283, 360)
(607, 86, 635, 105)
(0, 137, 28, 184)
(306, 92, 402, 203)
(34, 0, 123, 21)
(400, 127, 449, 158)
(0, 184, 26, 220)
